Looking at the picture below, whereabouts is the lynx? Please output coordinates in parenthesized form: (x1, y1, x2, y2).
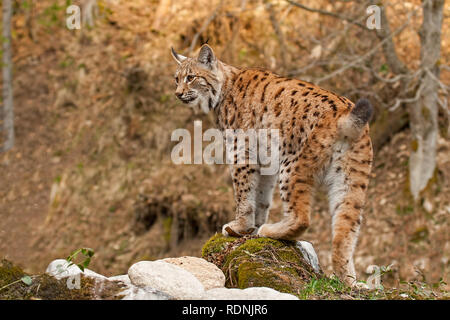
(171, 44, 373, 287)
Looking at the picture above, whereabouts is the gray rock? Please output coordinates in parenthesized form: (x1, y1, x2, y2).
(108, 274, 172, 300)
(202, 287, 298, 300)
(128, 260, 205, 300)
(296, 241, 321, 273)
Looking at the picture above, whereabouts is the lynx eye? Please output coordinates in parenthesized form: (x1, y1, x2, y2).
(186, 75, 195, 83)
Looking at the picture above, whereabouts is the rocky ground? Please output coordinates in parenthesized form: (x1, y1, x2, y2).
(1, 235, 447, 300)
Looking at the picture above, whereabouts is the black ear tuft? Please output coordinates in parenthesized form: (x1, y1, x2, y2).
(171, 47, 187, 64)
(197, 44, 216, 66)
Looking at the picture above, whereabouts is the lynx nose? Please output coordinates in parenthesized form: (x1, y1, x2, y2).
(175, 90, 184, 99)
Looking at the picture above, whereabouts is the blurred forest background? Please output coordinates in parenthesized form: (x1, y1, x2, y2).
(0, 0, 448, 291)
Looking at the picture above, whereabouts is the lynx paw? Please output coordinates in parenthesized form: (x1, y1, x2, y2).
(256, 224, 270, 237)
(222, 221, 256, 237)
(256, 223, 285, 239)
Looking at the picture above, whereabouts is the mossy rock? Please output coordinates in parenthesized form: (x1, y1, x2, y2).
(201, 234, 324, 297)
(201, 235, 449, 300)
(0, 259, 126, 300)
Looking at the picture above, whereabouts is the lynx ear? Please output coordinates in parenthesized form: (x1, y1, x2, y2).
(171, 47, 187, 65)
(197, 44, 216, 67)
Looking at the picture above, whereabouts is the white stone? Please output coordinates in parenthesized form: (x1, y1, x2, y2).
(128, 260, 205, 300)
(202, 287, 298, 300)
(46, 259, 106, 280)
(107, 274, 172, 300)
(296, 241, 321, 273)
(108, 274, 131, 285)
(161, 256, 225, 290)
(120, 285, 172, 300)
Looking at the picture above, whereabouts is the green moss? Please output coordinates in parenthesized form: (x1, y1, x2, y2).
(237, 261, 303, 296)
(201, 235, 322, 298)
(201, 233, 237, 260)
(0, 259, 29, 299)
(0, 259, 26, 287)
(234, 237, 285, 252)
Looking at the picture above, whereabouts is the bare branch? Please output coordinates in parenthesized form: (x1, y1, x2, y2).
(288, 0, 425, 77)
(313, 3, 424, 84)
(424, 67, 450, 92)
(389, 81, 425, 111)
(360, 64, 422, 85)
(286, 0, 369, 30)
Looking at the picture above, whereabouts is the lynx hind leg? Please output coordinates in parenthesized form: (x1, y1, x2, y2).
(326, 135, 372, 287)
(257, 158, 313, 240)
(254, 173, 278, 228)
(222, 164, 260, 237)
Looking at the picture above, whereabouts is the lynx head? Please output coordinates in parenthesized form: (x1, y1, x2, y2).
(171, 44, 223, 113)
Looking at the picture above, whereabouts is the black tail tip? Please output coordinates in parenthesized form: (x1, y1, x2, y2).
(352, 98, 373, 125)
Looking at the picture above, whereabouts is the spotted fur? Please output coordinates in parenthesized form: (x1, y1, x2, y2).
(171, 45, 373, 286)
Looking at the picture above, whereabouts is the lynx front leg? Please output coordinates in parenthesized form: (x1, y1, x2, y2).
(222, 164, 260, 237)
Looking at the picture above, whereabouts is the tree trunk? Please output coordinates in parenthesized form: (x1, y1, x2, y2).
(2, 0, 14, 152)
(408, 0, 444, 200)
(82, 0, 98, 27)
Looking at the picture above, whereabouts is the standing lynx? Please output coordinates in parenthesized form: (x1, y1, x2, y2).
(171, 44, 373, 287)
